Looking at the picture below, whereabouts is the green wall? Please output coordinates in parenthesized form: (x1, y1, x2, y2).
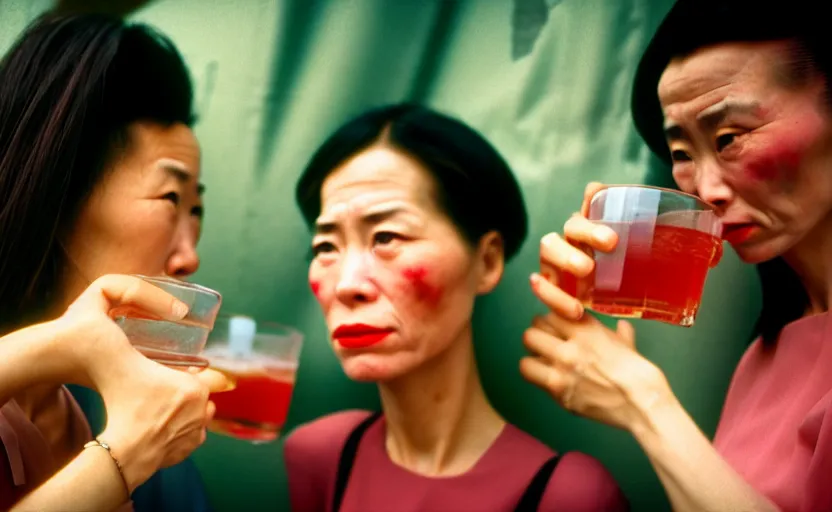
(0, 0, 762, 510)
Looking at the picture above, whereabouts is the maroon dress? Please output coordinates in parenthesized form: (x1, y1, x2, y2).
(714, 313, 832, 512)
(0, 386, 133, 510)
(284, 410, 628, 512)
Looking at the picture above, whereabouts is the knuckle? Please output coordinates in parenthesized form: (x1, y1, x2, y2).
(540, 232, 562, 250)
(95, 273, 119, 289)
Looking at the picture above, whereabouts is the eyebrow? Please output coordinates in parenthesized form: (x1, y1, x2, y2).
(158, 160, 205, 196)
(314, 206, 414, 234)
(663, 100, 762, 141)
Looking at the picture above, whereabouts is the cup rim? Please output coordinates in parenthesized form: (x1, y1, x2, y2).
(594, 184, 718, 211)
(134, 275, 222, 299)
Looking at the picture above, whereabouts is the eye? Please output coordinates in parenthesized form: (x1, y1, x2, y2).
(716, 133, 737, 152)
(162, 192, 180, 205)
(671, 149, 691, 162)
(191, 205, 204, 218)
(373, 231, 400, 245)
(311, 241, 336, 256)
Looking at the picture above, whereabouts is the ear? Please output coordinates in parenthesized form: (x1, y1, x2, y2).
(474, 231, 504, 295)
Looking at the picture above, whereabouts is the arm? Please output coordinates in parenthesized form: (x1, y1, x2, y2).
(631, 394, 779, 512)
(1, 275, 230, 510)
(522, 310, 779, 512)
(0, 322, 72, 406)
(11, 444, 128, 512)
(0, 322, 131, 510)
(525, 183, 781, 512)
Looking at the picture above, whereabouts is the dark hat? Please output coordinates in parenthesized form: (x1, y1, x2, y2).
(631, 0, 825, 164)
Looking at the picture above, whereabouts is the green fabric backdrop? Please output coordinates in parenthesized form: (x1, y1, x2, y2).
(0, 0, 762, 510)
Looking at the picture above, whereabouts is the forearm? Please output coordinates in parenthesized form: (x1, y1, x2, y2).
(12, 446, 127, 512)
(630, 395, 779, 512)
(0, 322, 70, 405)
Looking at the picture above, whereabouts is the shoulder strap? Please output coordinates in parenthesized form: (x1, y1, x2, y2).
(330, 412, 382, 512)
(513, 453, 563, 512)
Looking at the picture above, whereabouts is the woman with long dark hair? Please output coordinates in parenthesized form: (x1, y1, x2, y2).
(0, 12, 229, 510)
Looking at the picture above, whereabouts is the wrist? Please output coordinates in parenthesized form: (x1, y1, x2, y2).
(622, 368, 682, 441)
(83, 439, 130, 499)
(98, 428, 155, 493)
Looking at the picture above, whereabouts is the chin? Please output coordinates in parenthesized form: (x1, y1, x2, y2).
(730, 238, 792, 265)
(340, 353, 411, 383)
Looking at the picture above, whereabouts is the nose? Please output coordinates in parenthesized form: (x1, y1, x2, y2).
(334, 249, 378, 306)
(696, 157, 734, 210)
(166, 228, 200, 278)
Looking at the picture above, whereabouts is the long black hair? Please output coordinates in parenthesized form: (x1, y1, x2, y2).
(0, 12, 195, 333)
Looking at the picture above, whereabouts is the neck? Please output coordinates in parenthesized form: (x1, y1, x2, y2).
(782, 212, 832, 314)
(378, 324, 504, 476)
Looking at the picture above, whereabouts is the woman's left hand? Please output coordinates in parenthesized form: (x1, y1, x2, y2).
(521, 273, 675, 432)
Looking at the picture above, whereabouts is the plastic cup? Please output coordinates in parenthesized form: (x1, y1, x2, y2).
(113, 275, 222, 367)
(203, 314, 303, 443)
(559, 185, 723, 327)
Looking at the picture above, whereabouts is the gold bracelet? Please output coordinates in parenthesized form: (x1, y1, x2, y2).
(84, 438, 130, 495)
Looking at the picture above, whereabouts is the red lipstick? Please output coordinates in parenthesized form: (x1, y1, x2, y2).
(722, 224, 758, 245)
(333, 323, 393, 349)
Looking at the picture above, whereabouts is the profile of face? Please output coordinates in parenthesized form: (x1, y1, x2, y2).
(62, 121, 203, 297)
(659, 40, 832, 263)
(308, 146, 503, 382)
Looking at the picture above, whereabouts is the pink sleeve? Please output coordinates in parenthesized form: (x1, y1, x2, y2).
(540, 452, 629, 512)
(283, 410, 374, 512)
(0, 444, 20, 510)
(802, 395, 832, 512)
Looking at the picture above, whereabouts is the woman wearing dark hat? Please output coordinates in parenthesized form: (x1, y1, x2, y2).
(521, 1, 832, 511)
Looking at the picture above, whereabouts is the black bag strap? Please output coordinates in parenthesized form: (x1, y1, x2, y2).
(513, 453, 563, 512)
(331, 412, 382, 512)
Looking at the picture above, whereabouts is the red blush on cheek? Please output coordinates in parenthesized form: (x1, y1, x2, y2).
(743, 138, 806, 183)
(401, 266, 443, 307)
(309, 280, 321, 299)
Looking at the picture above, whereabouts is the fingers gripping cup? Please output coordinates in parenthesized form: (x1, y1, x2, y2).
(203, 315, 303, 443)
(562, 186, 723, 327)
(114, 276, 223, 367)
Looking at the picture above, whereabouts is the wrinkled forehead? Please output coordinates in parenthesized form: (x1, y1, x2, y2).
(658, 41, 796, 111)
(317, 147, 439, 224)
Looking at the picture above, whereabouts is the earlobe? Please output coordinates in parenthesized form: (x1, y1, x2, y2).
(476, 231, 504, 295)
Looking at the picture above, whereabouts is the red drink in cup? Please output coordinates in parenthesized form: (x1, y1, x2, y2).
(204, 315, 303, 443)
(558, 186, 722, 327)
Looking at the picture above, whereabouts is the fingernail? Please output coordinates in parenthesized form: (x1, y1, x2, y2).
(172, 300, 189, 319)
(575, 302, 585, 318)
(530, 273, 543, 287)
(594, 226, 614, 245)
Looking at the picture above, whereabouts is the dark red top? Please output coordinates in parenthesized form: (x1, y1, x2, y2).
(284, 410, 628, 512)
(0, 387, 133, 510)
(714, 312, 832, 512)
